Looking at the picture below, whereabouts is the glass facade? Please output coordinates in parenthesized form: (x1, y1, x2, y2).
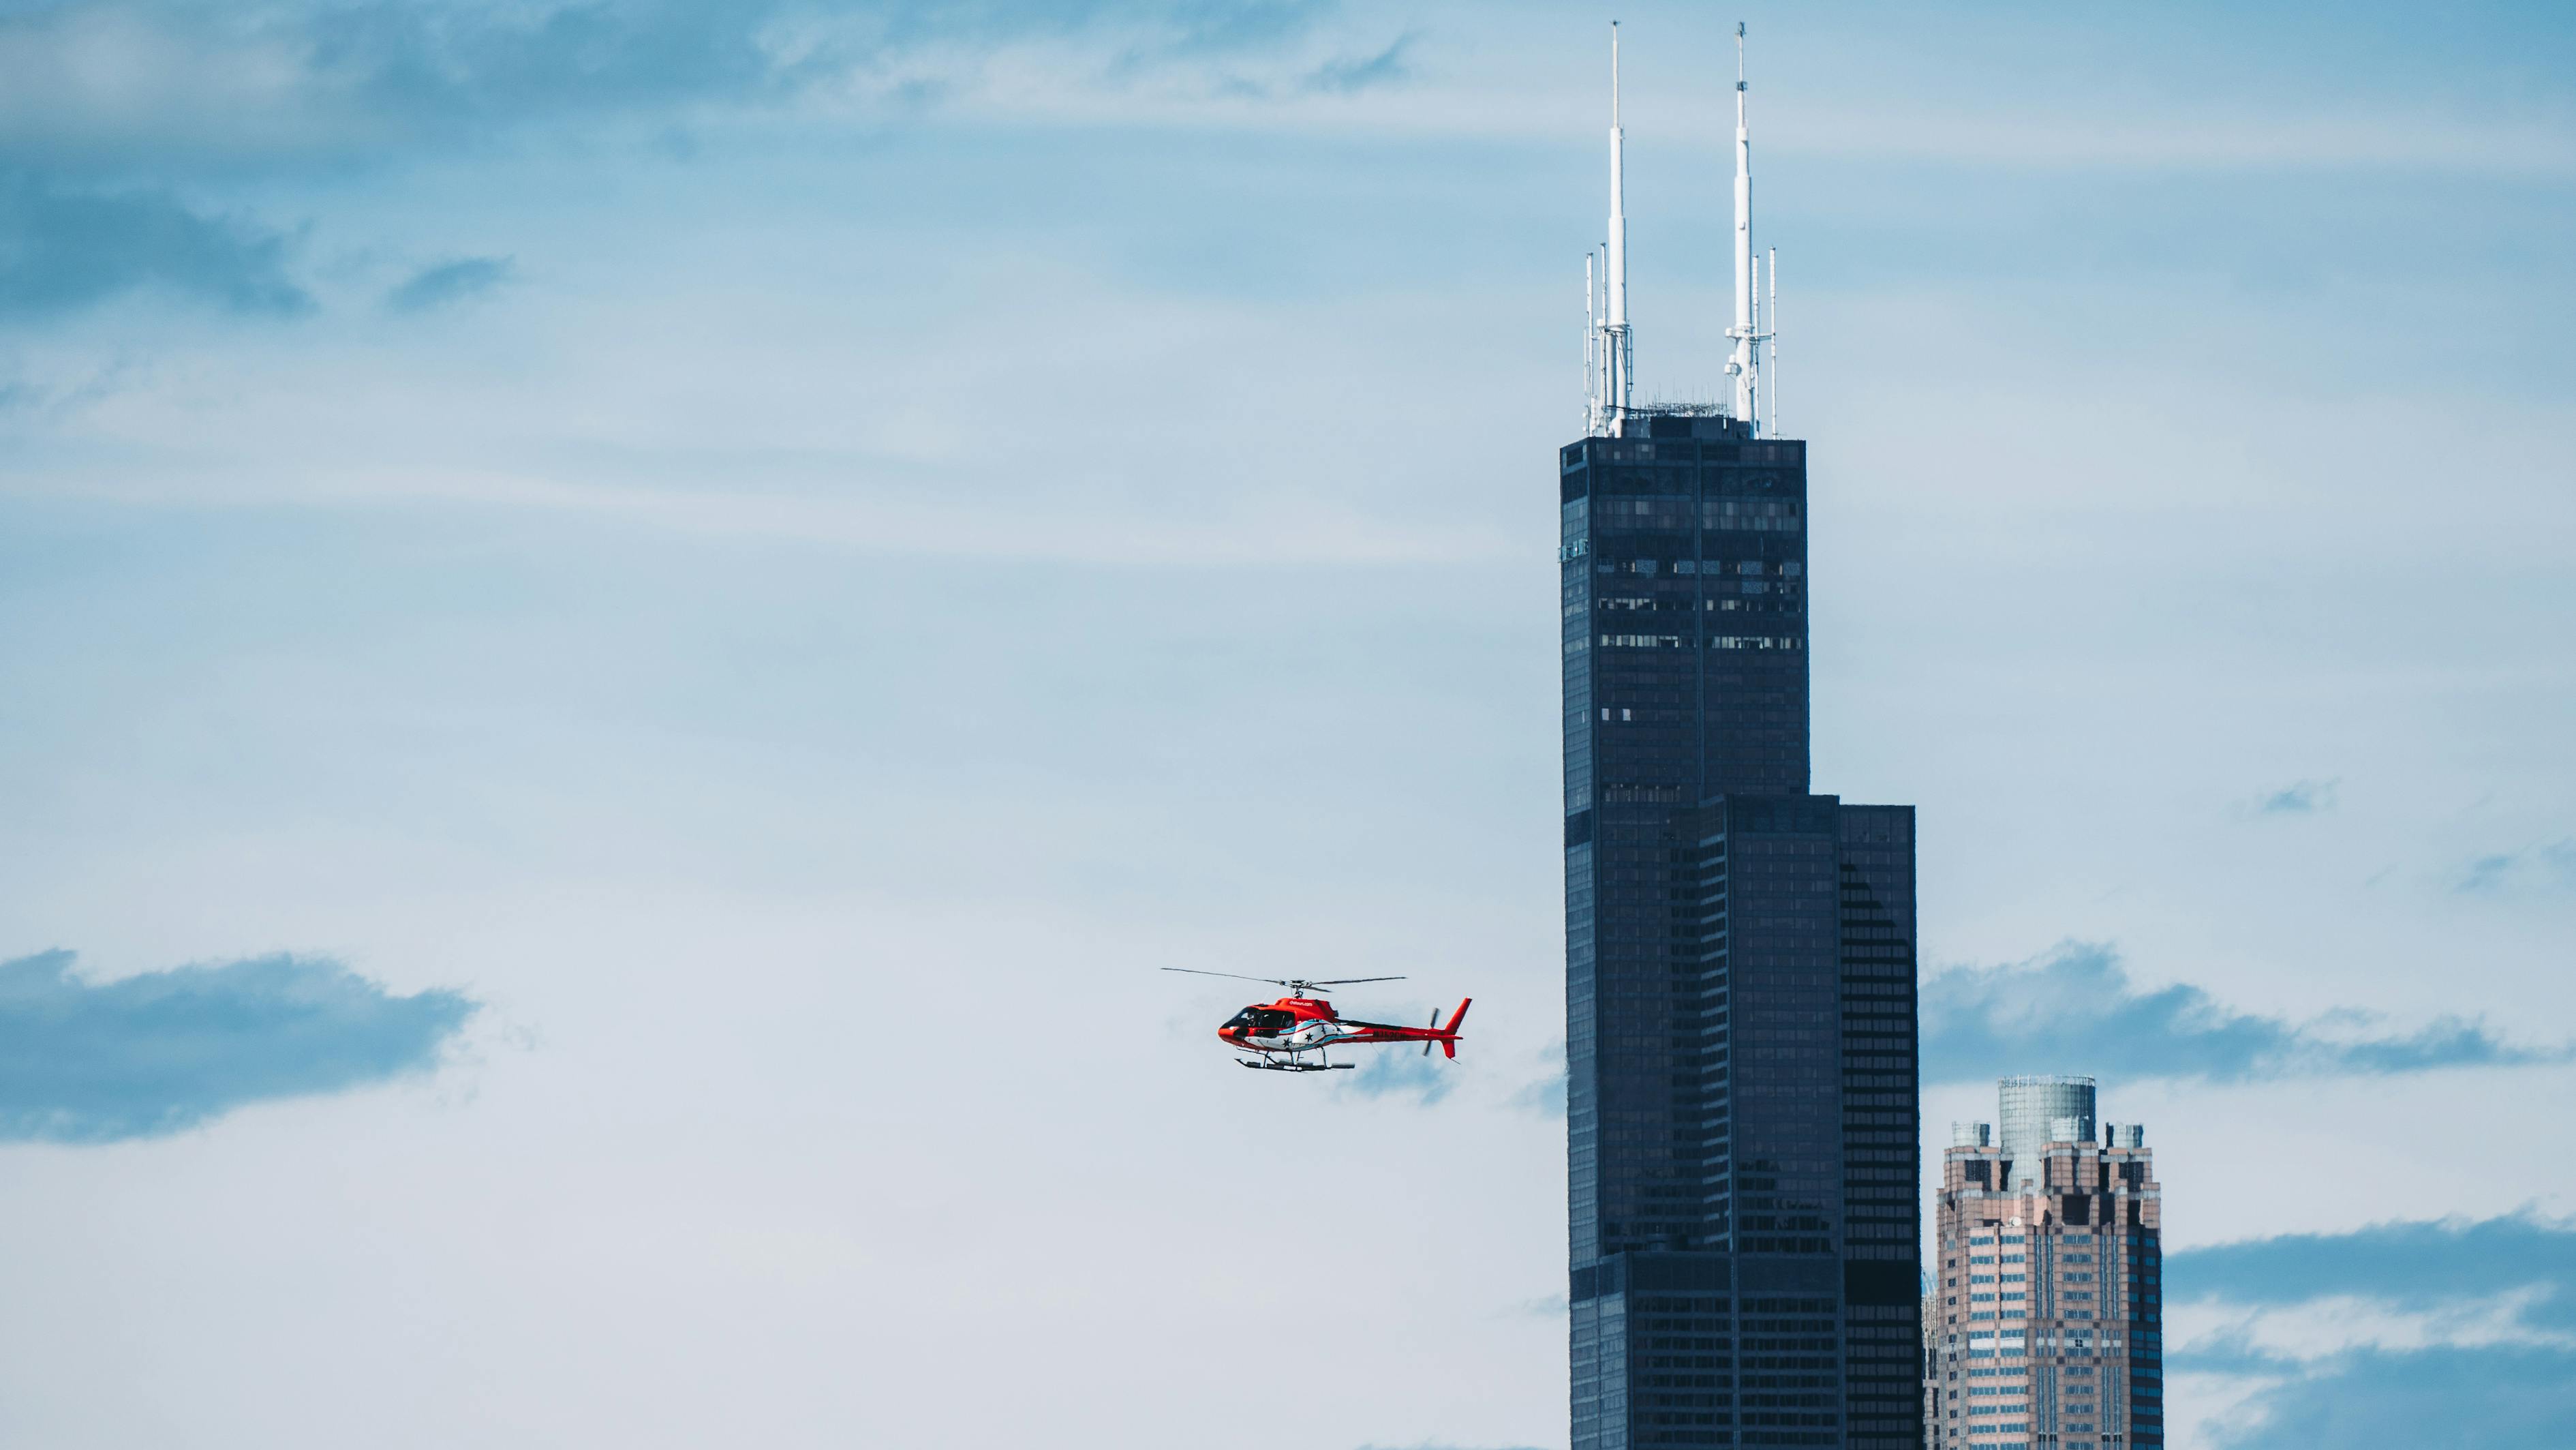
(1562, 414, 1922, 1450)
(1997, 1077, 2098, 1192)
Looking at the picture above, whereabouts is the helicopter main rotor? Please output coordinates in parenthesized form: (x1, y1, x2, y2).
(1159, 967, 1406, 999)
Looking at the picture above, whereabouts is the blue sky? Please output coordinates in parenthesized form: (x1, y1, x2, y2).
(1, 2, 2572, 1446)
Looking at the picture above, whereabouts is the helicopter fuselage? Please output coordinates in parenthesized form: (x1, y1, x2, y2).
(1215, 994, 1469, 1063)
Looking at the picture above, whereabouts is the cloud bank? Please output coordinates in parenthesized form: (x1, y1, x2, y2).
(1920, 943, 2566, 1085)
(2173, 1213, 2576, 1318)
(0, 0, 1352, 170)
(0, 950, 478, 1143)
(0, 171, 310, 320)
(0, 0, 1378, 324)
(2168, 1214, 2576, 1450)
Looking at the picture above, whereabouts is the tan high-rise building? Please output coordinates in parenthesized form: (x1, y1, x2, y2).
(1925, 1076, 2162, 1450)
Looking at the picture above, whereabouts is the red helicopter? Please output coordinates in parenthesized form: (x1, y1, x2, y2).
(1163, 969, 1471, 1073)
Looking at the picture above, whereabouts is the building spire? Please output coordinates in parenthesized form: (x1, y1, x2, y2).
(1726, 20, 1763, 433)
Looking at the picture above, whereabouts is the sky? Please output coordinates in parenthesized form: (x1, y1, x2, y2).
(1, 1, 2573, 1446)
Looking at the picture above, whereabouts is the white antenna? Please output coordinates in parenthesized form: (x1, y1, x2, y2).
(1602, 22, 1634, 434)
(1724, 20, 1768, 434)
(1585, 251, 1600, 434)
(1767, 244, 1780, 437)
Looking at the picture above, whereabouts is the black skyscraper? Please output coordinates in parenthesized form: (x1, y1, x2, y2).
(1561, 413, 1922, 1450)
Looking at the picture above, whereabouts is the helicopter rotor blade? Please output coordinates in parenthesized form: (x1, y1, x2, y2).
(1300, 976, 1408, 986)
(1425, 1007, 1439, 1056)
(1159, 967, 1295, 988)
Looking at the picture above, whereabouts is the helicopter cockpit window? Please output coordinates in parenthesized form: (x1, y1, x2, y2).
(1250, 1010, 1298, 1034)
(1222, 1010, 1258, 1032)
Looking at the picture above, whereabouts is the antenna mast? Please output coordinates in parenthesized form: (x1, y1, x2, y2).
(1725, 21, 1769, 435)
(1601, 22, 1634, 435)
(1767, 244, 1779, 436)
(1585, 252, 1600, 434)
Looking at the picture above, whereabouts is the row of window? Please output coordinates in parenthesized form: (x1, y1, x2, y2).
(1588, 508, 1803, 533)
(1590, 496, 1803, 515)
(1596, 592, 1803, 612)
(1572, 442, 1802, 466)
(1597, 635, 1807, 651)
(1597, 558, 1805, 577)
(1965, 1241, 2113, 1260)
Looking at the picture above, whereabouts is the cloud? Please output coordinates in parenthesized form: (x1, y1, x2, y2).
(0, 950, 478, 1143)
(2252, 779, 2337, 815)
(2172, 1213, 2576, 1327)
(1509, 1071, 1566, 1116)
(1303, 32, 1417, 95)
(2211, 1345, 2576, 1450)
(1336, 1046, 1455, 1106)
(0, 171, 310, 320)
(1920, 943, 2567, 1085)
(1110, 0, 1319, 65)
(0, 0, 839, 163)
(2455, 840, 2576, 895)
(2166, 1215, 2576, 1450)
(384, 254, 515, 314)
(0, 0, 1352, 170)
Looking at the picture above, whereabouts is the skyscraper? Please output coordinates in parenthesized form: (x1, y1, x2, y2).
(1928, 1078, 2165, 1450)
(1563, 24, 1921, 1450)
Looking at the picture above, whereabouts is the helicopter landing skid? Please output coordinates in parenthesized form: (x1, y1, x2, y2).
(1237, 1057, 1354, 1072)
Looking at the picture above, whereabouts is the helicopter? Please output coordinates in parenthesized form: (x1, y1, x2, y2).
(1163, 969, 1471, 1072)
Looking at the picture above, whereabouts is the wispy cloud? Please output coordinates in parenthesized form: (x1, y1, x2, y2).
(384, 255, 514, 314)
(1505, 1038, 1565, 1115)
(0, 0, 1355, 171)
(1920, 943, 2567, 1085)
(1303, 32, 1417, 95)
(2455, 840, 2576, 895)
(0, 172, 309, 321)
(1509, 1070, 1566, 1117)
(1336, 1046, 1455, 1106)
(0, 950, 478, 1143)
(2252, 779, 2337, 815)
(2167, 1214, 2576, 1450)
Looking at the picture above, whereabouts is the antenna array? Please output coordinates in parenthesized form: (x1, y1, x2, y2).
(1584, 19, 1779, 439)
